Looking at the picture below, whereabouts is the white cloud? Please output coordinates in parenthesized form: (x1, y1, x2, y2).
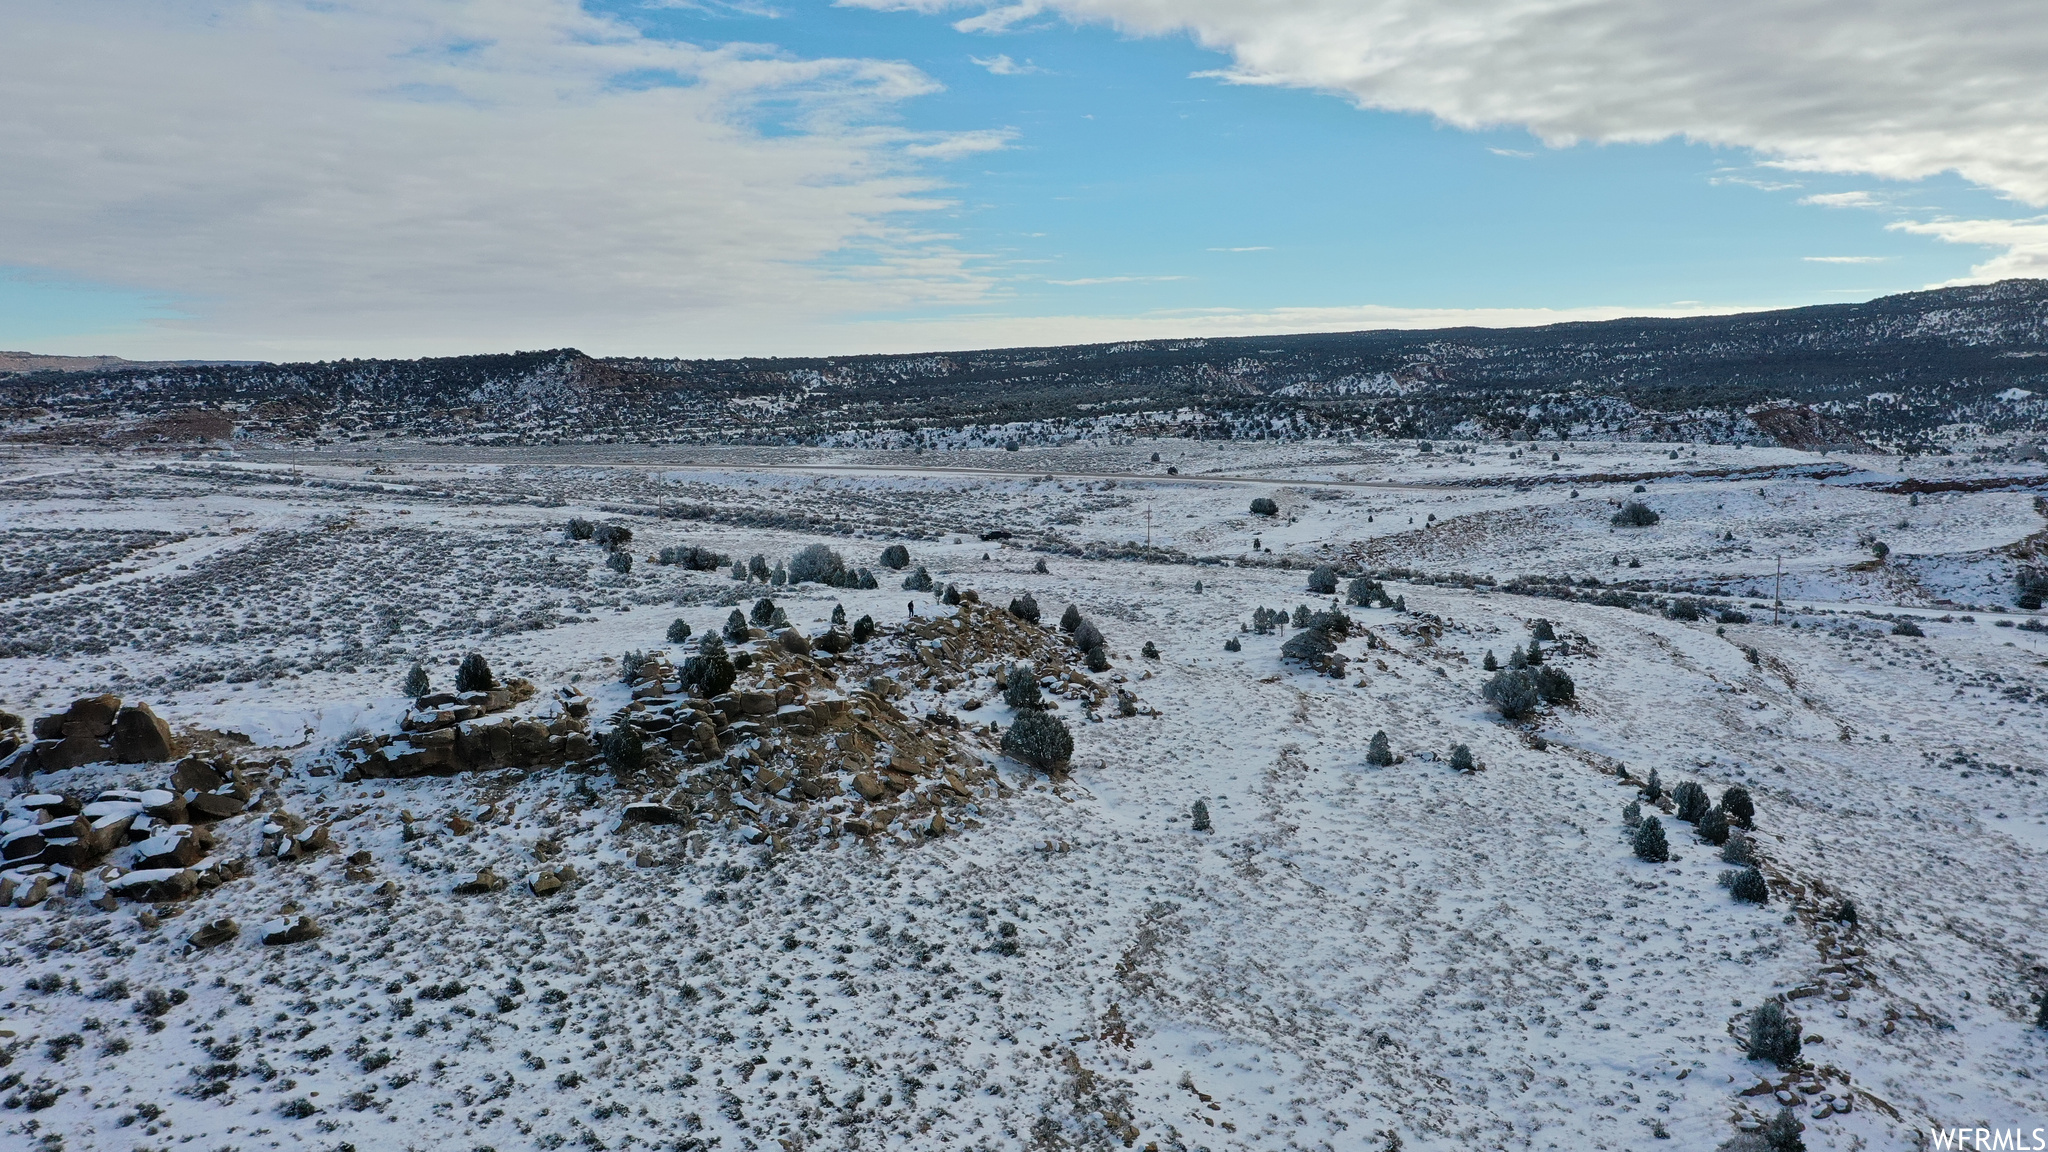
(1206, 246, 1271, 252)
(1802, 256, 1888, 264)
(1045, 275, 1186, 285)
(1799, 191, 1882, 209)
(1488, 148, 1535, 159)
(0, 0, 1001, 359)
(969, 53, 1042, 74)
(850, 0, 2048, 205)
(901, 128, 1019, 158)
(1888, 217, 2048, 283)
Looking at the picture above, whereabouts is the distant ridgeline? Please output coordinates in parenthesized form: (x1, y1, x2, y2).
(5, 279, 2047, 450)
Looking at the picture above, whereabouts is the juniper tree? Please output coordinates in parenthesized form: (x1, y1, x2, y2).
(1308, 565, 1338, 595)
(1224, 637, 1241, 652)
(730, 561, 747, 581)
(1366, 731, 1394, 766)
(593, 523, 633, 550)
(1084, 646, 1110, 673)
(830, 604, 847, 628)
(1060, 604, 1083, 632)
(1508, 646, 1528, 669)
(1533, 666, 1575, 703)
(1721, 785, 1755, 827)
(1481, 670, 1538, 719)
(620, 649, 647, 684)
(770, 565, 787, 587)
(1482, 649, 1499, 671)
(857, 569, 880, 590)
(1190, 799, 1211, 832)
(1141, 641, 1160, 659)
(566, 517, 596, 541)
(601, 724, 646, 776)
(942, 584, 961, 606)
(1672, 780, 1710, 822)
(750, 598, 777, 627)
(403, 664, 431, 698)
(1073, 618, 1105, 654)
(723, 609, 749, 643)
(692, 633, 736, 698)
(1531, 619, 1556, 640)
(1724, 866, 1769, 904)
(879, 543, 911, 570)
(1345, 577, 1381, 607)
(1524, 638, 1544, 665)
(1622, 799, 1642, 827)
(1640, 767, 1663, 802)
(1250, 497, 1278, 515)
(1763, 1106, 1806, 1152)
(1744, 1001, 1800, 1066)
(663, 618, 693, 645)
(851, 614, 875, 643)
(606, 551, 632, 575)
(1001, 710, 1073, 772)
(1696, 805, 1731, 845)
(1632, 816, 1670, 862)
(1449, 743, 1474, 773)
(1034, 557, 1049, 574)
(902, 566, 934, 592)
(1291, 604, 1312, 628)
(769, 605, 789, 629)
(1003, 665, 1042, 709)
(456, 653, 494, 693)
(1009, 594, 1040, 623)
(748, 554, 770, 581)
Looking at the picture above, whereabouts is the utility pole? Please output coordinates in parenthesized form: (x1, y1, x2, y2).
(1144, 499, 1154, 548)
(1773, 555, 1783, 624)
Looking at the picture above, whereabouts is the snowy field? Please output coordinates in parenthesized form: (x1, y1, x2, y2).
(0, 438, 2045, 1152)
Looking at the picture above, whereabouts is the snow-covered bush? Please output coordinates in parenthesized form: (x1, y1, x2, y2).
(1723, 866, 1769, 905)
(1190, 799, 1211, 832)
(1482, 670, 1538, 719)
(1721, 785, 1755, 827)
(902, 566, 934, 593)
(403, 664, 430, 698)
(565, 517, 595, 540)
(788, 543, 847, 585)
(1695, 806, 1731, 845)
(1001, 710, 1073, 771)
(1632, 816, 1670, 862)
(1611, 501, 1660, 527)
(456, 652, 494, 693)
(593, 523, 633, 550)
(1672, 780, 1710, 822)
(1449, 743, 1474, 773)
(750, 597, 777, 627)
(879, 543, 911, 570)
(606, 551, 632, 575)
(1008, 594, 1039, 623)
(1366, 730, 1394, 766)
(1003, 665, 1041, 710)
(1250, 497, 1278, 516)
(1059, 604, 1082, 632)
(1533, 665, 1575, 703)
(1744, 1001, 1799, 1065)
(666, 618, 692, 644)
(602, 723, 646, 775)
(1307, 565, 1337, 594)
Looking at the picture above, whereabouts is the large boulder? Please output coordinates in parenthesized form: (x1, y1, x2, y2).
(58, 694, 122, 741)
(111, 703, 174, 763)
(187, 918, 239, 949)
(260, 915, 321, 945)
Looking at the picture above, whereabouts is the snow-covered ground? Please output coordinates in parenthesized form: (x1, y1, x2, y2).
(0, 438, 2044, 1152)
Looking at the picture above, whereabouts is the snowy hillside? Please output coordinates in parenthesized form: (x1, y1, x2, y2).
(0, 435, 2044, 1152)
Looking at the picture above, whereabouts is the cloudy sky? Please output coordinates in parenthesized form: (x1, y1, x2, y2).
(3, 0, 2043, 360)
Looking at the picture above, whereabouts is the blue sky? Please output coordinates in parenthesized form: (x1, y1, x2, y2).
(618, 0, 1995, 316)
(1, 0, 2040, 359)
